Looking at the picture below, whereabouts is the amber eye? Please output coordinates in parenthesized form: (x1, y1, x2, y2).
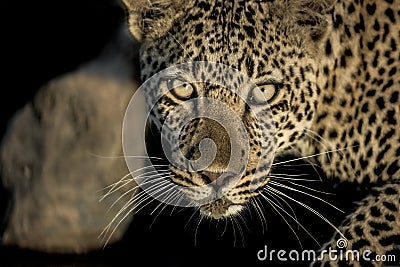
(167, 79, 195, 100)
(249, 83, 281, 104)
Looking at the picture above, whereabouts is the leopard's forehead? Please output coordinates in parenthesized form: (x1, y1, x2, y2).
(171, 0, 275, 61)
(139, 0, 308, 81)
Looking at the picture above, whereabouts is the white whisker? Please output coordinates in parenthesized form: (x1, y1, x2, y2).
(100, 179, 136, 201)
(220, 217, 229, 237)
(268, 181, 341, 211)
(99, 166, 169, 201)
(251, 197, 267, 235)
(232, 215, 246, 247)
(149, 190, 182, 228)
(100, 178, 173, 245)
(272, 147, 354, 167)
(99, 195, 138, 246)
(263, 187, 298, 225)
(88, 152, 166, 162)
(167, 32, 195, 61)
(185, 207, 200, 230)
(270, 172, 309, 178)
(106, 174, 169, 213)
(229, 216, 237, 247)
(289, 144, 327, 182)
(103, 195, 157, 247)
(284, 180, 335, 195)
(271, 176, 321, 182)
(261, 191, 303, 247)
(265, 185, 345, 241)
(106, 187, 139, 213)
(194, 213, 204, 246)
(100, 170, 170, 205)
(303, 129, 334, 166)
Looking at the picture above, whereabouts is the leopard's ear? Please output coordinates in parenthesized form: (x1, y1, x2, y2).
(121, 0, 184, 42)
(284, 0, 337, 43)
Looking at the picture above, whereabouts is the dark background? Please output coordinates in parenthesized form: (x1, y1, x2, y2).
(1, 0, 125, 138)
(0, 1, 364, 266)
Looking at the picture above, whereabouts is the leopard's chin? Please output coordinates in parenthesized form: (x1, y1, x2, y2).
(199, 197, 245, 220)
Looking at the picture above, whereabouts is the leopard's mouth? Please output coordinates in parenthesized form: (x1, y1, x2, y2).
(199, 197, 244, 219)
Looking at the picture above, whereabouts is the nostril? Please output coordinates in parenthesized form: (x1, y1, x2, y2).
(202, 171, 237, 188)
(202, 171, 221, 183)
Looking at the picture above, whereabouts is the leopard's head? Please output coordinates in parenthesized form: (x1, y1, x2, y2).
(123, 0, 334, 219)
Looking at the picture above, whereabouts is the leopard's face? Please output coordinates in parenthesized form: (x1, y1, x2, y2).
(124, 0, 332, 219)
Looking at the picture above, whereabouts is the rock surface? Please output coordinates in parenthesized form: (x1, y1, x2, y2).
(0, 28, 144, 253)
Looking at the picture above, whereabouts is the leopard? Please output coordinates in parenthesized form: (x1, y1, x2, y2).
(121, 0, 400, 266)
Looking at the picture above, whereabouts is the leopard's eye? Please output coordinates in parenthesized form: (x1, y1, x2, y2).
(249, 83, 281, 104)
(168, 79, 195, 100)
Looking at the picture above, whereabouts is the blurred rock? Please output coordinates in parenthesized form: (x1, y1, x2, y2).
(0, 27, 144, 253)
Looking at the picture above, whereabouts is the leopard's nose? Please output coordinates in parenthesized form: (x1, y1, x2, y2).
(202, 171, 221, 182)
(202, 171, 237, 188)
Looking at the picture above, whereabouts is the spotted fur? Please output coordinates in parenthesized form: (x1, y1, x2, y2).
(122, 0, 400, 266)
